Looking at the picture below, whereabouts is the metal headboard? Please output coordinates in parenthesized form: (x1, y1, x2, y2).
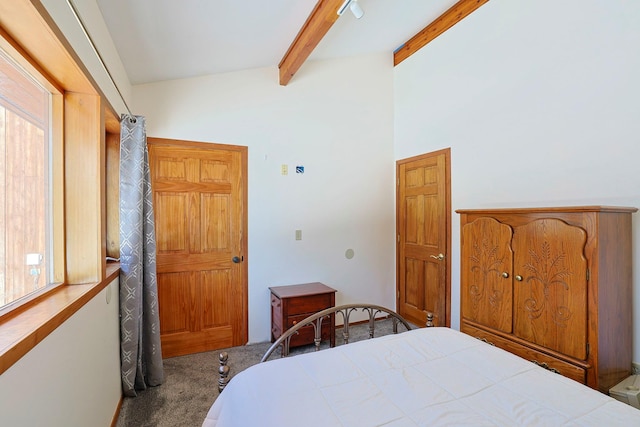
(217, 304, 433, 392)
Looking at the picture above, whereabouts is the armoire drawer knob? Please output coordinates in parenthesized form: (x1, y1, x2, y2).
(515, 275, 523, 281)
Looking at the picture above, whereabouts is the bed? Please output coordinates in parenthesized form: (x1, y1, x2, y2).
(203, 305, 640, 426)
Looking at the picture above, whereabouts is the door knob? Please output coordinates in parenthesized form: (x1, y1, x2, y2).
(430, 253, 445, 261)
(232, 256, 243, 263)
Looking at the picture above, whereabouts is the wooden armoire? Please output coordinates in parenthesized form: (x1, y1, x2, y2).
(457, 206, 637, 393)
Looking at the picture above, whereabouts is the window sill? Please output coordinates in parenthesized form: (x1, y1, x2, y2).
(0, 264, 120, 375)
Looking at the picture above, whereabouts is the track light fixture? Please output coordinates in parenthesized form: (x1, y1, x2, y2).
(337, 0, 364, 19)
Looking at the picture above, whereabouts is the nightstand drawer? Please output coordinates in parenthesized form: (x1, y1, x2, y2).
(287, 313, 333, 347)
(287, 294, 333, 315)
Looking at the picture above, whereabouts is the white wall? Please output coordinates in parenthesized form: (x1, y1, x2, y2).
(133, 54, 396, 343)
(394, 0, 640, 360)
(0, 281, 121, 426)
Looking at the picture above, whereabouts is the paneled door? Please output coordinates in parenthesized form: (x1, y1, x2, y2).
(148, 138, 247, 358)
(460, 217, 514, 333)
(396, 149, 450, 327)
(512, 218, 587, 360)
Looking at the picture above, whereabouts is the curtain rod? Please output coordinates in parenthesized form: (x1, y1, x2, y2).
(66, 0, 134, 118)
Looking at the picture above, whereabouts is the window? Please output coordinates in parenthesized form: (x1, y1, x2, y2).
(0, 47, 52, 310)
(0, 0, 120, 377)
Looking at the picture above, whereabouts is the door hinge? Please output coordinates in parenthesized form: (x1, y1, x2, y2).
(397, 178, 400, 186)
(397, 234, 400, 243)
(397, 290, 400, 299)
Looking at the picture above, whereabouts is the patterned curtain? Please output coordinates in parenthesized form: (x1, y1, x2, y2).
(119, 115, 164, 396)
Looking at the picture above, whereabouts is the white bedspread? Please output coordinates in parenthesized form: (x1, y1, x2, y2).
(203, 327, 640, 426)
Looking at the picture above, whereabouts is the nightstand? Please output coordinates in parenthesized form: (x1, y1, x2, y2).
(270, 282, 337, 352)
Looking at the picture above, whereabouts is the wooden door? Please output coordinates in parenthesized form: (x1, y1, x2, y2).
(149, 138, 247, 358)
(512, 218, 587, 360)
(460, 217, 513, 333)
(396, 149, 450, 327)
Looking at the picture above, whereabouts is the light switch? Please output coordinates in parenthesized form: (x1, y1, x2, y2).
(295, 230, 302, 241)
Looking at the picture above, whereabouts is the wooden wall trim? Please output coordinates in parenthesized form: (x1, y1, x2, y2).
(64, 92, 105, 284)
(0, 0, 120, 132)
(106, 132, 120, 259)
(394, 0, 489, 66)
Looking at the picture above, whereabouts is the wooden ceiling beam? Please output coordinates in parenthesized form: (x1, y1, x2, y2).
(278, 0, 344, 86)
(394, 0, 489, 66)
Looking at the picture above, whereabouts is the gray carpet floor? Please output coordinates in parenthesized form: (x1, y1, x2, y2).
(116, 319, 409, 427)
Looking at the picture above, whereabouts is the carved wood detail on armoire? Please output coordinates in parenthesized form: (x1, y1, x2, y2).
(456, 206, 637, 393)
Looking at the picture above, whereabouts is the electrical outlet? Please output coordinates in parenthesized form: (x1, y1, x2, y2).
(632, 362, 640, 375)
(281, 164, 288, 175)
(295, 230, 302, 241)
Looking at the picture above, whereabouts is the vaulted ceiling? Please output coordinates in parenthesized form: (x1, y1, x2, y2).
(95, 0, 487, 86)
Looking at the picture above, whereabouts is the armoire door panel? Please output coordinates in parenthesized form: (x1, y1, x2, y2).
(512, 219, 588, 360)
(461, 217, 513, 333)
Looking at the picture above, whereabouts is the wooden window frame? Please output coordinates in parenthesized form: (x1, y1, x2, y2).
(0, 0, 121, 375)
